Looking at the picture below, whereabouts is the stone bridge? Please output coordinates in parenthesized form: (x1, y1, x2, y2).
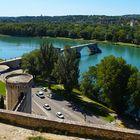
(0, 57, 22, 69)
(61, 43, 102, 57)
(0, 43, 101, 69)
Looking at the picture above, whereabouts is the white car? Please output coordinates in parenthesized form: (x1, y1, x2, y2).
(43, 104, 51, 110)
(47, 93, 53, 99)
(36, 91, 45, 99)
(56, 112, 64, 119)
(41, 87, 47, 92)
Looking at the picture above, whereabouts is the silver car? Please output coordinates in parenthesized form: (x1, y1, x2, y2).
(56, 112, 64, 119)
(43, 104, 51, 110)
(36, 91, 45, 99)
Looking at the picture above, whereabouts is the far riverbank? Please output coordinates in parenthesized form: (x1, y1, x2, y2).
(43, 36, 140, 48)
(0, 34, 139, 48)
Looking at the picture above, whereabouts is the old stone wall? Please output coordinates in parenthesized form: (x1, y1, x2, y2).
(0, 109, 140, 140)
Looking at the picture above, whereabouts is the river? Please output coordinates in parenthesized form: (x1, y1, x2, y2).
(0, 36, 140, 75)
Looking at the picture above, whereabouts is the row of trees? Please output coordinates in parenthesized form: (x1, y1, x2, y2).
(0, 23, 140, 44)
(80, 56, 140, 117)
(22, 42, 79, 93)
(0, 15, 140, 25)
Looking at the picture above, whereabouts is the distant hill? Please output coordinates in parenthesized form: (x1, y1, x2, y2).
(0, 15, 140, 25)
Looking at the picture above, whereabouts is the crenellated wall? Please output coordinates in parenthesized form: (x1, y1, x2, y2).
(0, 109, 140, 140)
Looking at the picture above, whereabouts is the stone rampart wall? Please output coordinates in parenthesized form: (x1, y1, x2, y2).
(0, 109, 140, 140)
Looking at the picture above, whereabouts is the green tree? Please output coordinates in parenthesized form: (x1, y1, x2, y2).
(21, 42, 59, 81)
(80, 55, 138, 113)
(127, 72, 140, 116)
(53, 47, 80, 93)
(38, 42, 59, 79)
(96, 56, 137, 112)
(22, 49, 40, 79)
(80, 66, 99, 100)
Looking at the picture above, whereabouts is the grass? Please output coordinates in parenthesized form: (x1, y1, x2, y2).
(51, 84, 64, 90)
(73, 89, 115, 113)
(101, 115, 115, 122)
(0, 81, 6, 96)
(28, 136, 48, 140)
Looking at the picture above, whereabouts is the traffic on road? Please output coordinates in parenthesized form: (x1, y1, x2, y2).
(32, 87, 107, 125)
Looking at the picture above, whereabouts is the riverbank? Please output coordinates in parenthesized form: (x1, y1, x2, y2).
(43, 36, 140, 48)
(0, 34, 139, 48)
(97, 40, 140, 48)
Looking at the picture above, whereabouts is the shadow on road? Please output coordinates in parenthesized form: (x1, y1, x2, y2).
(51, 88, 111, 120)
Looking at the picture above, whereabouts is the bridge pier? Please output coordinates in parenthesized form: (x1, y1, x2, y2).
(87, 44, 102, 55)
(76, 51, 81, 58)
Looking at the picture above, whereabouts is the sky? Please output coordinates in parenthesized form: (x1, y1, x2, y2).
(0, 0, 140, 17)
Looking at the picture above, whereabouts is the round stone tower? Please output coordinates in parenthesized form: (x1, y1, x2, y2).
(5, 73, 33, 113)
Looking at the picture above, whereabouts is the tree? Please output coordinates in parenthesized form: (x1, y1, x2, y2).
(80, 66, 99, 100)
(96, 56, 138, 112)
(38, 42, 59, 79)
(80, 55, 138, 113)
(53, 47, 80, 93)
(22, 49, 40, 79)
(127, 72, 140, 117)
(21, 42, 59, 80)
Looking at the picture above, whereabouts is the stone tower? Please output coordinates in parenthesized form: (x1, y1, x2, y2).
(5, 73, 33, 113)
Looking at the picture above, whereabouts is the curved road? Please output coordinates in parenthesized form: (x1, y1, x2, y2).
(32, 88, 108, 125)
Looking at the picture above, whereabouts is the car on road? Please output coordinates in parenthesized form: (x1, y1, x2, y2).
(43, 104, 51, 110)
(47, 93, 53, 99)
(41, 87, 47, 92)
(36, 91, 45, 99)
(56, 112, 64, 119)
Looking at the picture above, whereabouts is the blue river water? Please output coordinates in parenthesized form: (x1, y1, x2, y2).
(0, 36, 140, 76)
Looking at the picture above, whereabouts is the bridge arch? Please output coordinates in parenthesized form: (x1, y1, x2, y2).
(73, 43, 101, 57)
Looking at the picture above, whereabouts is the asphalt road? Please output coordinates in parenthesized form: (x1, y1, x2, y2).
(32, 87, 108, 125)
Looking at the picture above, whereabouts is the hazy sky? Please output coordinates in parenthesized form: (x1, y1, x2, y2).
(0, 0, 140, 16)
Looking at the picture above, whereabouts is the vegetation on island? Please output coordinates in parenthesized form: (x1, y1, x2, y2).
(0, 15, 140, 45)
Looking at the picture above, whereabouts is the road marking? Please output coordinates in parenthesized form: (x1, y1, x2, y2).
(32, 99, 48, 116)
(32, 98, 55, 119)
(45, 98, 84, 122)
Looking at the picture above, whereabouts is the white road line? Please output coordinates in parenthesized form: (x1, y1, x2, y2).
(32, 98, 55, 119)
(46, 98, 84, 122)
(32, 99, 48, 116)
